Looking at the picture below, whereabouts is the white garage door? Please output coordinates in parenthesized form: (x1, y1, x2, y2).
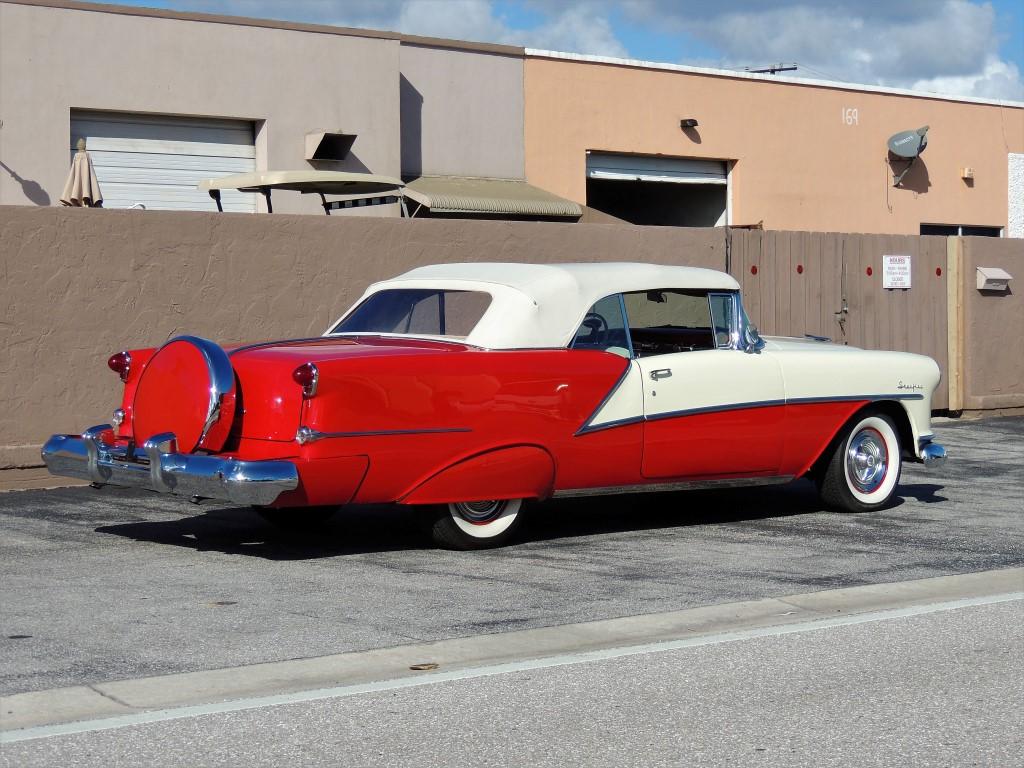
(70, 112, 256, 212)
(586, 153, 727, 184)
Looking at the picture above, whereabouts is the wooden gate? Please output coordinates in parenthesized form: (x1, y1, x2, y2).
(729, 230, 949, 409)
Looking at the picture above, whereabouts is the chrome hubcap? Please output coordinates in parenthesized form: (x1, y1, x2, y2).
(847, 428, 888, 493)
(452, 500, 507, 524)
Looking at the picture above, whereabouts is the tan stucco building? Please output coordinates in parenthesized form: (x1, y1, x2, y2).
(525, 52, 1024, 235)
(1, 0, 1022, 234)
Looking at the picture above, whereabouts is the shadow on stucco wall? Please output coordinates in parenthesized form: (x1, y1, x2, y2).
(0, 160, 51, 206)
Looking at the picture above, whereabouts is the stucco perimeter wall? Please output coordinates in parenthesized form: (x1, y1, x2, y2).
(961, 237, 1024, 410)
(0, 206, 725, 468)
(399, 44, 525, 179)
(0, 1, 400, 215)
(525, 56, 1024, 235)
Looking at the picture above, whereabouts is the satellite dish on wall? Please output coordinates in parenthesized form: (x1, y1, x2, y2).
(887, 125, 929, 186)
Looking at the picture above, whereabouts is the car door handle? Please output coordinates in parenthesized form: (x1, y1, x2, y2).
(649, 369, 673, 381)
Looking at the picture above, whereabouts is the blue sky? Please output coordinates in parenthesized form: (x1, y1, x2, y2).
(109, 0, 1024, 100)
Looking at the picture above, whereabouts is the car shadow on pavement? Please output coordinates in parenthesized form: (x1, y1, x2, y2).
(891, 483, 948, 504)
(94, 480, 826, 557)
(96, 503, 429, 560)
(524, 480, 828, 543)
(94, 479, 945, 558)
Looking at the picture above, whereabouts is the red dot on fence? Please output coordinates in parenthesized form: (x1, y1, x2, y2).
(796, 264, 804, 274)
(936, 267, 943, 277)
(751, 265, 758, 275)
(866, 266, 873, 276)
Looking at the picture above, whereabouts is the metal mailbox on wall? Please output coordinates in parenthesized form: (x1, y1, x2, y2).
(976, 267, 1013, 292)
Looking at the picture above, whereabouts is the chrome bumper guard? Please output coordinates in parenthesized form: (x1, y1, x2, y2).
(918, 438, 947, 469)
(42, 425, 299, 506)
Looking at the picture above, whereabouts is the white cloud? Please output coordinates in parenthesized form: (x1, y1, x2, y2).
(158, 0, 1023, 100)
(618, 0, 1023, 100)
(182, 0, 628, 56)
(911, 56, 1024, 100)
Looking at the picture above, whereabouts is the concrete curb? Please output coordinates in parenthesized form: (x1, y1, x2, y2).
(3, 567, 1021, 735)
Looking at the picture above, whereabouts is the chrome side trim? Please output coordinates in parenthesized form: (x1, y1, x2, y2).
(296, 426, 472, 444)
(574, 361, 636, 436)
(554, 475, 794, 498)
(787, 393, 925, 404)
(645, 399, 787, 423)
(575, 416, 645, 436)
(576, 392, 926, 436)
(42, 427, 298, 506)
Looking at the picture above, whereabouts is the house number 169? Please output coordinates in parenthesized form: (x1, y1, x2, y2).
(842, 107, 859, 125)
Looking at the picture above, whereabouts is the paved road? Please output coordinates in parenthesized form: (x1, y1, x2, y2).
(3, 597, 1021, 767)
(1, 417, 1022, 698)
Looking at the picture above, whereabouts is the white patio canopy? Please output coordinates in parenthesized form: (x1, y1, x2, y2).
(198, 170, 405, 214)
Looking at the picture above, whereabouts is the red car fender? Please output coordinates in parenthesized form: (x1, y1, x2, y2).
(399, 444, 555, 506)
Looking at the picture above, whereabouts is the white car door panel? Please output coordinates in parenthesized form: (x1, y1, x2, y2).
(637, 350, 785, 478)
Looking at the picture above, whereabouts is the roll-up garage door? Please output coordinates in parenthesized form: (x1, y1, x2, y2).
(585, 152, 728, 227)
(586, 153, 726, 184)
(70, 112, 256, 212)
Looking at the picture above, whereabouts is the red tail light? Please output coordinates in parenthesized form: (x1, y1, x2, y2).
(107, 351, 132, 382)
(292, 362, 319, 397)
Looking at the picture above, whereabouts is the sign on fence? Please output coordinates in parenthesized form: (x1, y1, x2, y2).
(883, 254, 912, 289)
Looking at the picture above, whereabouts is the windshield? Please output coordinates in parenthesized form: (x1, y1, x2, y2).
(330, 289, 492, 339)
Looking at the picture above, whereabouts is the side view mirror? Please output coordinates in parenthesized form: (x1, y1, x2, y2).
(742, 324, 764, 354)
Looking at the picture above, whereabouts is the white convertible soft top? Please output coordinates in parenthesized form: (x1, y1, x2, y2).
(333, 262, 740, 349)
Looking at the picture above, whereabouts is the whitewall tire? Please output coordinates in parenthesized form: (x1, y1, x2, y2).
(430, 499, 524, 550)
(820, 413, 902, 512)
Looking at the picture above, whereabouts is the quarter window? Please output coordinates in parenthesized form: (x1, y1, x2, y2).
(708, 293, 736, 348)
(571, 294, 631, 357)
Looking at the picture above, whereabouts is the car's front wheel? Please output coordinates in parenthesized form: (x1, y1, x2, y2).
(429, 499, 524, 550)
(819, 411, 902, 512)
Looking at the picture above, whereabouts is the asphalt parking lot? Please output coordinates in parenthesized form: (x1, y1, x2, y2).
(2, 416, 1022, 702)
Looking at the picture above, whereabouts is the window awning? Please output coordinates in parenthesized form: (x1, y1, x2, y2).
(403, 176, 582, 218)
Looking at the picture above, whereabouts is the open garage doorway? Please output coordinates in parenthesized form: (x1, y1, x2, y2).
(586, 152, 728, 227)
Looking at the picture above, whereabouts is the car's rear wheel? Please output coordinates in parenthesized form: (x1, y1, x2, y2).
(819, 412, 902, 512)
(429, 499, 524, 550)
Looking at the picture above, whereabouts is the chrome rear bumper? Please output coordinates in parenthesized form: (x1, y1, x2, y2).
(42, 425, 299, 506)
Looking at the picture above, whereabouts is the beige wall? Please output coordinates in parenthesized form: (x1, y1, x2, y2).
(961, 238, 1024, 410)
(0, 206, 724, 468)
(0, 2, 401, 215)
(3, 206, 1018, 469)
(525, 57, 1024, 235)
(400, 44, 525, 179)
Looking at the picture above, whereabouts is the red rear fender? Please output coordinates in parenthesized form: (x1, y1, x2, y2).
(399, 445, 555, 506)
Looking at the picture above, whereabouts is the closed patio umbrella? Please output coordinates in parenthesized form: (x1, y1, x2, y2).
(60, 138, 103, 207)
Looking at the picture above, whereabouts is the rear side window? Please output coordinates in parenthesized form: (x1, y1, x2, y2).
(332, 289, 492, 338)
(571, 294, 631, 357)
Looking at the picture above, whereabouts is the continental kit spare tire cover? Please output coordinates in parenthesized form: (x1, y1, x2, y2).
(132, 336, 237, 452)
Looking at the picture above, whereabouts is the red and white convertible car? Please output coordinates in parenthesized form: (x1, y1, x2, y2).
(43, 262, 946, 549)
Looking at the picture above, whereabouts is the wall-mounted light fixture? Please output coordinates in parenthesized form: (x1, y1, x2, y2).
(680, 119, 699, 129)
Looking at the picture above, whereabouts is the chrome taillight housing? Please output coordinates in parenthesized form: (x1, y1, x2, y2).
(292, 362, 319, 398)
(107, 351, 131, 382)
